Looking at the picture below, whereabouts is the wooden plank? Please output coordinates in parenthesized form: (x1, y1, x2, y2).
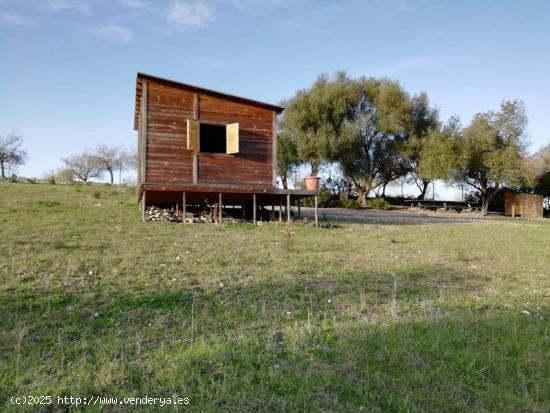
(253, 193, 257, 225)
(273, 111, 277, 186)
(219, 192, 223, 224)
(226, 123, 239, 154)
(182, 192, 186, 225)
(193, 93, 199, 119)
(141, 81, 148, 183)
(192, 154, 198, 183)
(142, 190, 147, 221)
(187, 119, 200, 151)
(314, 195, 319, 227)
(287, 194, 291, 224)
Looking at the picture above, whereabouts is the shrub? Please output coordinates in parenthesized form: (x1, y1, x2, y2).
(93, 191, 102, 199)
(301, 188, 333, 208)
(47, 176, 56, 185)
(341, 199, 362, 209)
(367, 198, 390, 210)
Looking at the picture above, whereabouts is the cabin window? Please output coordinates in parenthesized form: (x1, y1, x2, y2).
(200, 123, 226, 153)
(186, 119, 240, 154)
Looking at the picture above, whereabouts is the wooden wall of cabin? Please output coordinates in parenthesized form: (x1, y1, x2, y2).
(144, 80, 275, 187)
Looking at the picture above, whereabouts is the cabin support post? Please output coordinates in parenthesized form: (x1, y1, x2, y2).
(182, 192, 186, 224)
(314, 195, 319, 227)
(219, 193, 223, 224)
(271, 202, 275, 221)
(279, 197, 282, 223)
(253, 194, 257, 225)
(287, 194, 291, 224)
(242, 201, 246, 218)
(142, 190, 147, 222)
(512, 204, 515, 218)
(297, 199, 301, 218)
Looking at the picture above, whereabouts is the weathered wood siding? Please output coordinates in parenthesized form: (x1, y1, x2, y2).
(143, 79, 274, 187)
(504, 192, 543, 219)
(145, 81, 195, 183)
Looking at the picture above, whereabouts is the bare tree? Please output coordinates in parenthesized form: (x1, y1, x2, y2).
(68, 153, 102, 182)
(0, 132, 28, 178)
(90, 144, 130, 184)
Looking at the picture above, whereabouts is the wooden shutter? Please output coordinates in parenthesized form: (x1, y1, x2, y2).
(226, 123, 239, 154)
(187, 119, 200, 152)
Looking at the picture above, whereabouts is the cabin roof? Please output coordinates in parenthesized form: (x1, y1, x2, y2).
(134, 73, 284, 130)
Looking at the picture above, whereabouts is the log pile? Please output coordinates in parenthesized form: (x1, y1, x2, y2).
(145, 205, 243, 224)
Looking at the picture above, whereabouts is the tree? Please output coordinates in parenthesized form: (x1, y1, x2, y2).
(90, 144, 129, 184)
(532, 144, 550, 206)
(67, 153, 102, 182)
(417, 116, 463, 181)
(281, 72, 352, 176)
(331, 78, 413, 204)
(403, 93, 440, 199)
(456, 100, 533, 214)
(0, 132, 28, 178)
(276, 131, 300, 189)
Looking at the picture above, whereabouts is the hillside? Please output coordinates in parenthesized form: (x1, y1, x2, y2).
(0, 183, 548, 412)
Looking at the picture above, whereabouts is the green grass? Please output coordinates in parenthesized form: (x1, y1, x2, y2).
(0, 183, 548, 412)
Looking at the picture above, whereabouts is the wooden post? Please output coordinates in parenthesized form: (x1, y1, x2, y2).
(279, 197, 282, 223)
(142, 190, 147, 222)
(314, 195, 319, 227)
(242, 201, 246, 218)
(520, 204, 523, 219)
(253, 194, 257, 225)
(297, 199, 301, 218)
(512, 204, 515, 218)
(286, 194, 291, 224)
(271, 202, 275, 221)
(182, 192, 186, 224)
(219, 193, 223, 224)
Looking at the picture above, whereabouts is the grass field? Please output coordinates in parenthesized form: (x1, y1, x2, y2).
(0, 182, 548, 412)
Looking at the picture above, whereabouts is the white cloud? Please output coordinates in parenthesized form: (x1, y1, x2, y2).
(168, 1, 215, 29)
(46, 0, 91, 13)
(0, 10, 30, 25)
(86, 24, 135, 43)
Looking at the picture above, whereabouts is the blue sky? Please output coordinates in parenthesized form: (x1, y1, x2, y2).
(1, 0, 549, 182)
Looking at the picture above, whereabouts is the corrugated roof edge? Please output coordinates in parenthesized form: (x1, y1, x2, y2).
(134, 72, 284, 130)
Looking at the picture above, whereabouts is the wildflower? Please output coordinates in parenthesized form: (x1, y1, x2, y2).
(521, 310, 530, 315)
(94, 312, 99, 317)
(327, 299, 332, 303)
(286, 311, 291, 316)
(219, 282, 224, 288)
(171, 278, 176, 282)
(176, 256, 181, 261)
(88, 270, 93, 276)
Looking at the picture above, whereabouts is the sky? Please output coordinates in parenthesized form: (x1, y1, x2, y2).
(1, 0, 550, 190)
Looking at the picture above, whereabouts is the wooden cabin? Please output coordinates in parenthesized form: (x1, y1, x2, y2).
(504, 192, 543, 219)
(134, 73, 318, 223)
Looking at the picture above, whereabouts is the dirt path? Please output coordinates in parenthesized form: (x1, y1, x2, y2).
(299, 207, 494, 224)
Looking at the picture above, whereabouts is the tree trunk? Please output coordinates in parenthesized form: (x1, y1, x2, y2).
(417, 180, 430, 200)
(382, 183, 387, 198)
(281, 175, 288, 190)
(0, 161, 4, 178)
(357, 186, 367, 206)
(108, 169, 114, 184)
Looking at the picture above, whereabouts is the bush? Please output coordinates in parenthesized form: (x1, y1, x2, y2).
(301, 188, 333, 208)
(341, 199, 361, 209)
(93, 191, 102, 199)
(368, 198, 390, 210)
